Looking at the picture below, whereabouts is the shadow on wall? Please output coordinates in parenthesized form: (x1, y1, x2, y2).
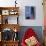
(18, 26, 43, 44)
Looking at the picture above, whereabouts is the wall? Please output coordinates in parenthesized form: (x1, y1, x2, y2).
(17, 0, 44, 26)
(0, 0, 44, 26)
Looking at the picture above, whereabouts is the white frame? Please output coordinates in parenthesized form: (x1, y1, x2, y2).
(2, 10, 9, 15)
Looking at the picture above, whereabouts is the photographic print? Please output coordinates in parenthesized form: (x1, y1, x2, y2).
(25, 6, 35, 19)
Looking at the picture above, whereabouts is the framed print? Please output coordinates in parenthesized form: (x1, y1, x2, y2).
(2, 10, 9, 15)
(25, 6, 35, 19)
